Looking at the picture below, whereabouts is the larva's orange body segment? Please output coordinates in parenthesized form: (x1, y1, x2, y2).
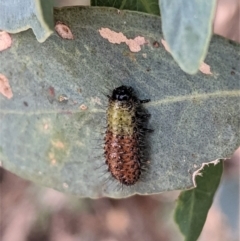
(105, 130, 141, 185)
(104, 85, 151, 186)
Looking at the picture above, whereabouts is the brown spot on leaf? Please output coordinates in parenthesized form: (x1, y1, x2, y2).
(199, 62, 212, 75)
(58, 94, 68, 103)
(47, 86, 55, 103)
(55, 22, 74, 39)
(133, 36, 146, 45)
(0, 31, 12, 51)
(91, 97, 102, 105)
(161, 39, 171, 53)
(99, 28, 146, 52)
(123, 52, 136, 62)
(40, 118, 52, 133)
(153, 41, 160, 48)
(48, 152, 57, 166)
(126, 36, 146, 53)
(0, 74, 13, 99)
(79, 104, 87, 110)
(48, 86, 55, 97)
(51, 140, 65, 149)
(51, 159, 57, 165)
(23, 101, 28, 107)
(126, 39, 141, 52)
(99, 28, 127, 44)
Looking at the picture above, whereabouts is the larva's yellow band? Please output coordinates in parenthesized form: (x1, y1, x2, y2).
(107, 101, 136, 136)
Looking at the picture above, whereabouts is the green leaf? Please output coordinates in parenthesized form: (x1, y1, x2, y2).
(91, 0, 160, 15)
(0, 0, 54, 42)
(174, 160, 224, 241)
(0, 7, 239, 198)
(159, 0, 217, 74)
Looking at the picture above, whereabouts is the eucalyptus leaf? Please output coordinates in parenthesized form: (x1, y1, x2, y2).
(0, 7, 239, 198)
(174, 160, 223, 241)
(0, 0, 54, 42)
(159, 0, 217, 74)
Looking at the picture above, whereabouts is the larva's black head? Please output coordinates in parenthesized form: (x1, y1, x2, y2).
(111, 85, 134, 101)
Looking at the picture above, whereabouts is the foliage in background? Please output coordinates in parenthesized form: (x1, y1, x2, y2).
(174, 160, 224, 241)
(91, 0, 160, 15)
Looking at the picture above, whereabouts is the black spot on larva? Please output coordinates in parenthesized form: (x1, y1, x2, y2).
(104, 85, 152, 186)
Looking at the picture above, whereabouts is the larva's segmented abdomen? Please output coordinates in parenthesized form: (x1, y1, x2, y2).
(104, 85, 150, 186)
(104, 131, 141, 185)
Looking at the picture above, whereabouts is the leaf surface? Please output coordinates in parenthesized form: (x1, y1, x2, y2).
(0, 8, 239, 198)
